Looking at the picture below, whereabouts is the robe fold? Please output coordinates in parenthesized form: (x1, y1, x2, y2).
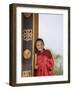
(35, 49, 54, 76)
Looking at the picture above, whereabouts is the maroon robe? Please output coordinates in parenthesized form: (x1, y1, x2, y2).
(34, 49, 54, 76)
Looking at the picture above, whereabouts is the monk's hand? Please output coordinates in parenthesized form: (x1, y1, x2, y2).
(35, 65, 38, 69)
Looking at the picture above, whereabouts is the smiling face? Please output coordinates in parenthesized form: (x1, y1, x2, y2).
(36, 41, 44, 52)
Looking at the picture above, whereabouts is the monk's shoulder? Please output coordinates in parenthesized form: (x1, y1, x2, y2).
(45, 49, 51, 54)
(45, 49, 52, 58)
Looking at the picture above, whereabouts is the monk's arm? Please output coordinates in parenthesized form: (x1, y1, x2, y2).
(34, 53, 38, 69)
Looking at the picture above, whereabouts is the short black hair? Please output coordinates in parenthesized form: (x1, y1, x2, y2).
(35, 38, 44, 53)
(35, 38, 44, 45)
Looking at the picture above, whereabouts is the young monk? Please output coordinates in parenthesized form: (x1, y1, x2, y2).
(34, 38, 54, 76)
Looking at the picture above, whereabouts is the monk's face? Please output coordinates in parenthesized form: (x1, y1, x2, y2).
(36, 41, 44, 52)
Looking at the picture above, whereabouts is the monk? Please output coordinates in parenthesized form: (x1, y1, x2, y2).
(34, 38, 54, 76)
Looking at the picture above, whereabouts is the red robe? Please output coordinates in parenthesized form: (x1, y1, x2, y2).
(35, 49, 54, 76)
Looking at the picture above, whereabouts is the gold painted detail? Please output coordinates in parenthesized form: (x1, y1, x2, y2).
(23, 49, 31, 59)
(23, 13, 32, 18)
(22, 29, 32, 41)
(22, 70, 32, 77)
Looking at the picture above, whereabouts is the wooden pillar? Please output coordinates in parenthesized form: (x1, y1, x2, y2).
(21, 13, 38, 77)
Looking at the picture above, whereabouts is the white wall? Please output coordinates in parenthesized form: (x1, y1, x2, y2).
(0, 0, 72, 90)
(39, 14, 63, 54)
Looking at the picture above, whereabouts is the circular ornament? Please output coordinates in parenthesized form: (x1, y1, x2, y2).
(23, 49, 31, 59)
